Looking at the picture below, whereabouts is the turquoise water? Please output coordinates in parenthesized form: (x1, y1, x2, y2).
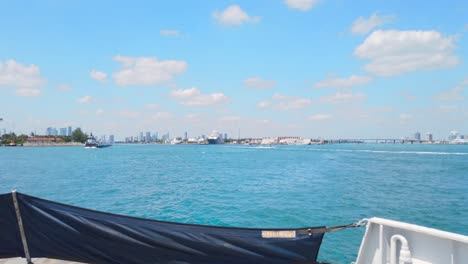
(1, 144, 467, 263)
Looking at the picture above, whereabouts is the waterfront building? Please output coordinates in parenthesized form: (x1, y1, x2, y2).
(425, 133, 433, 142)
(140, 132, 144, 142)
(67, 126, 72, 136)
(152, 132, 158, 141)
(59, 128, 67, 136)
(27, 137, 63, 144)
(46, 127, 58, 136)
(414, 132, 421, 141)
(109, 135, 114, 143)
(184, 132, 188, 141)
(224, 133, 228, 140)
(146, 132, 151, 143)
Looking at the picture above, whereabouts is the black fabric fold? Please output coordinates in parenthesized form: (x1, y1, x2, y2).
(0, 192, 325, 264)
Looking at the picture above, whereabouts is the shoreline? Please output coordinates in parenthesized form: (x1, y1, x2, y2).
(21, 142, 83, 147)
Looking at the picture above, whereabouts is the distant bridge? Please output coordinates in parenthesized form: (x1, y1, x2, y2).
(326, 139, 428, 144)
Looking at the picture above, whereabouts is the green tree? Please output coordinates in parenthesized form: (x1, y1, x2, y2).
(72, 128, 88, 143)
(16, 134, 29, 145)
(1, 133, 16, 145)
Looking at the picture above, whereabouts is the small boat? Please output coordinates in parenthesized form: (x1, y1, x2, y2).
(84, 134, 112, 148)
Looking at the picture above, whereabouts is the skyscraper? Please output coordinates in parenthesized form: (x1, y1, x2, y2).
(425, 133, 433, 142)
(414, 132, 421, 141)
(67, 126, 72, 136)
(109, 135, 114, 143)
(59, 128, 67, 136)
(146, 132, 151, 143)
(184, 132, 188, 141)
(140, 132, 144, 142)
(46, 127, 58, 136)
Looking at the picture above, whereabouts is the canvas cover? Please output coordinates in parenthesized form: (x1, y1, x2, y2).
(0, 192, 326, 264)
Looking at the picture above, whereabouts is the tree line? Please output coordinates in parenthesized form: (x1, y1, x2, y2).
(1, 128, 89, 146)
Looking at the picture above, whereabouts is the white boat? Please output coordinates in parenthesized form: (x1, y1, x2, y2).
(354, 217, 468, 264)
(207, 130, 224, 144)
(84, 134, 111, 148)
(170, 138, 182, 144)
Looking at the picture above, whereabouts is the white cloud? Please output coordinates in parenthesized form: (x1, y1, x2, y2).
(257, 101, 271, 108)
(160, 30, 179, 37)
(76, 95, 94, 104)
(244, 77, 276, 90)
(212, 5, 260, 26)
(15, 88, 41, 97)
(351, 13, 394, 35)
(113, 55, 187, 86)
(57, 84, 73, 92)
(320, 92, 366, 104)
(171, 87, 230, 107)
(90, 70, 108, 82)
(307, 114, 332, 121)
(434, 86, 464, 101)
(462, 79, 468, 86)
(0, 60, 45, 96)
(171, 87, 200, 98)
(275, 98, 312, 110)
(151, 112, 173, 121)
(438, 105, 458, 112)
(354, 30, 459, 76)
(96, 109, 105, 115)
(284, 0, 318, 11)
(314, 75, 372, 88)
(265, 93, 312, 110)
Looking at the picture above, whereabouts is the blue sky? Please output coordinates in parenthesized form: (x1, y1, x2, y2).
(1, 0, 467, 139)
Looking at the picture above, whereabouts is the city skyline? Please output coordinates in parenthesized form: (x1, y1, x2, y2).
(1, 1, 467, 138)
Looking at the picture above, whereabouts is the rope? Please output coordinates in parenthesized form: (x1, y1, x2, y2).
(298, 218, 368, 235)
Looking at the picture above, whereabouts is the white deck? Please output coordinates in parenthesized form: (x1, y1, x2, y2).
(354, 217, 468, 264)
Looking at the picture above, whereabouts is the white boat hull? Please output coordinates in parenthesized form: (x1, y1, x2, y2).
(354, 217, 468, 264)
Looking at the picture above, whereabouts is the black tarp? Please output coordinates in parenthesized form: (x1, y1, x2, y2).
(0, 192, 326, 264)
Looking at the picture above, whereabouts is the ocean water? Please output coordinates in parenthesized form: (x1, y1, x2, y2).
(0, 143, 467, 263)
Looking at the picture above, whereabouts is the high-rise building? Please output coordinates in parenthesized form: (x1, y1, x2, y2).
(59, 128, 67, 136)
(140, 132, 144, 142)
(46, 127, 58, 136)
(184, 132, 188, 141)
(425, 133, 433, 142)
(67, 126, 72, 136)
(109, 135, 114, 143)
(152, 132, 158, 141)
(146, 132, 151, 143)
(224, 133, 228, 140)
(414, 132, 421, 141)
